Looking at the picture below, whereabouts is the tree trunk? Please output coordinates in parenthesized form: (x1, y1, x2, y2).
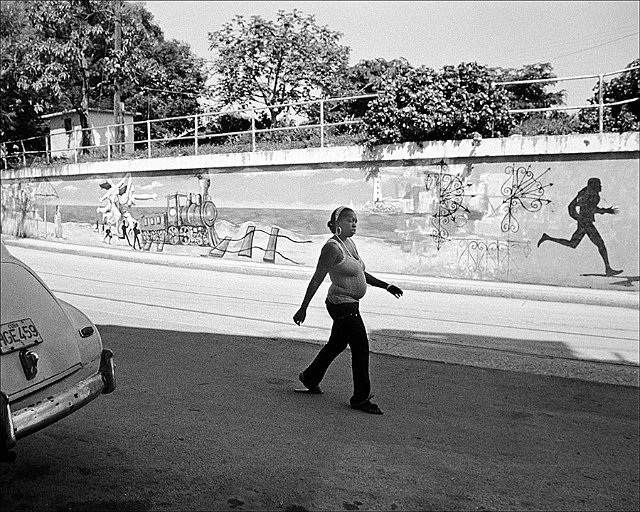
(113, 0, 124, 153)
(79, 50, 93, 151)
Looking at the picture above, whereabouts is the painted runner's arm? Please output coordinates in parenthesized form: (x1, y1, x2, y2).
(568, 194, 580, 220)
(596, 206, 618, 215)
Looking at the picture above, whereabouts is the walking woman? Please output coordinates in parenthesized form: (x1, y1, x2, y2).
(293, 206, 403, 414)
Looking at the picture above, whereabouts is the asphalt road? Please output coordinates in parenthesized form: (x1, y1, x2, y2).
(1, 248, 638, 511)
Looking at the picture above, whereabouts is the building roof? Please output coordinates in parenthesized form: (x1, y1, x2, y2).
(41, 108, 133, 119)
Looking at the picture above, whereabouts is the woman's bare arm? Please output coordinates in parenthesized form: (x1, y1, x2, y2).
(293, 243, 340, 325)
(365, 272, 403, 298)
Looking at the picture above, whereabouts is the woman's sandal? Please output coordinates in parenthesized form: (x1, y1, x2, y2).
(351, 397, 383, 415)
(296, 372, 323, 394)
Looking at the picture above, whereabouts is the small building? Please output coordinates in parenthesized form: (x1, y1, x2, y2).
(42, 108, 135, 158)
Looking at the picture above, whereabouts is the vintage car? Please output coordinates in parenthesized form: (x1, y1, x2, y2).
(0, 240, 115, 459)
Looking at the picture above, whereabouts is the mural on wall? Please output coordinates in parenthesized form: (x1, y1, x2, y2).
(136, 175, 312, 264)
(423, 159, 474, 250)
(499, 165, 553, 234)
(450, 164, 552, 277)
(1, 135, 637, 292)
(1, 183, 39, 238)
(455, 239, 533, 277)
(96, 173, 157, 246)
(537, 177, 623, 277)
(393, 160, 552, 278)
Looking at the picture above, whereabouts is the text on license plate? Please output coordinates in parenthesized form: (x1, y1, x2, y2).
(1, 318, 44, 354)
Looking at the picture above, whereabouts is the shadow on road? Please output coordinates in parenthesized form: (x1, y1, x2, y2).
(1, 324, 638, 512)
(366, 326, 639, 386)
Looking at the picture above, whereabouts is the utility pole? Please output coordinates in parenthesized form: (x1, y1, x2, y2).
(113, 0, 124, 153)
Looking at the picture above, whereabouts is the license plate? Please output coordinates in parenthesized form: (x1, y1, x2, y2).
(1, 318, 44, 354)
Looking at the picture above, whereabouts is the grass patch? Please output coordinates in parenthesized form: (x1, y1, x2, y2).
(2, 130, 365, 171)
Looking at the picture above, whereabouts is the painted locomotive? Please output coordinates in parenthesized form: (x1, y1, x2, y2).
(139, 192, 218, 249)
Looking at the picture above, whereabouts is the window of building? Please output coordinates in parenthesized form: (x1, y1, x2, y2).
(63, 118, 72, 133)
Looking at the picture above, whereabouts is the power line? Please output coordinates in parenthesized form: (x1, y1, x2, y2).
(504, 26, 639, 62)
(551, 32, 638, 61)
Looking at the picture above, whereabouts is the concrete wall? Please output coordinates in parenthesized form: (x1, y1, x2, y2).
(373, 153, 638, 290)
(1, 132, 637, 291)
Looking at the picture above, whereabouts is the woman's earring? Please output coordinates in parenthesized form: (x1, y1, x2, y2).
(336, 226, 342, 236)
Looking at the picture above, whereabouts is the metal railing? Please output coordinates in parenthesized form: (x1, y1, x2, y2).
(0, 94, 378, 170)
(493, 65, 639, 133)
(2, 64, 638, 169)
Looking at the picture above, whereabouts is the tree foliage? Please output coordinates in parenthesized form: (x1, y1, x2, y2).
(490, 62, 565, 109)
(208, 9, 350, 124)
(333, 58, 411, 123)
(110, 3, 206, 139)
(490, 62, 579, 136)
(124, 37, 207, 141)
(578, 59, 639, 133)
(360, 61, 513, 145)
(1, 0, 206, 144)
(15, 0, 116, 146)
(1, 1, 48, 142)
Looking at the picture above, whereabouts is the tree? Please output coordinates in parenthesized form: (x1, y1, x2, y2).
(0, 1, 48, 143)
(491, 62, 576, 136)
(346, 58, 413, 96)
(331, 58, 411, 126)
(2, 0, 206, 147)
(107, 2, 206, 140)
(208, 9, 350, 125)
(360, 62, 513, 146)
(491, 62, 565, 109)
(123, 38, 207, 143)
(15, 0, 116, 148)
(578, 59, 639, 133)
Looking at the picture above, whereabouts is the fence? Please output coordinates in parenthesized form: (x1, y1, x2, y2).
(0, 94, 378, 169)
(2, 65, 639, 169)
(493, 65, 639, 133)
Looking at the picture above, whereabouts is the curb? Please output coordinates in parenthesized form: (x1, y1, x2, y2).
(3, 236, 638, 310)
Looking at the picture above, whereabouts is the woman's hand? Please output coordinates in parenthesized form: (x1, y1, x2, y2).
(293, 307, 307, 325)
(387, 284, 403, 298)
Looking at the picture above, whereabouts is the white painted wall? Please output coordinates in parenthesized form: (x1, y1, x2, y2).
(47, 110, 134, 158)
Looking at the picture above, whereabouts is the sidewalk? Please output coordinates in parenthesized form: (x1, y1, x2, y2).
(4, 234, 638, 310)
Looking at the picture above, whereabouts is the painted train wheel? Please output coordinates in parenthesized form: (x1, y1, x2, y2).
(179, 226, 191, 245)
(193, 229, 204, 246)
(202, 201, 218, 228)
(167, 226, 180, 245)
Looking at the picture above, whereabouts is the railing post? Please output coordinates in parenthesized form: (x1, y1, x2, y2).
(119, 120, 124, 154)
(147, 120, 151, 158)
(251, 113, 256, 152)
(320, 99, 325, 148)
(194, 113, 199, 156)
(73, 129, 78, 164)
(45, 136, 50, 164)
(598, 74, 604, 134)
(106, 126, 111, 161)
(20, 141, 26, 167)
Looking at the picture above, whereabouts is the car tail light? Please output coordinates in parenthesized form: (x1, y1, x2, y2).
(79, 326, 94, 338)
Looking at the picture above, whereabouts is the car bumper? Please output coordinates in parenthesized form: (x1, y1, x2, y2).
(1, 349, 115, 451)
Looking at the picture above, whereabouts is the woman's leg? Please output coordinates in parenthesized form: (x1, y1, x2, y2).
(345, 306, 371, 406)
(301, 303, 349, 388)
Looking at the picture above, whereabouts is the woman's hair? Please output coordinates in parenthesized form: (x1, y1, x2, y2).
(327, 206, 354, 233)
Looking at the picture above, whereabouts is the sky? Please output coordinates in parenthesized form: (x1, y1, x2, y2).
(142, 0, 639, 106)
